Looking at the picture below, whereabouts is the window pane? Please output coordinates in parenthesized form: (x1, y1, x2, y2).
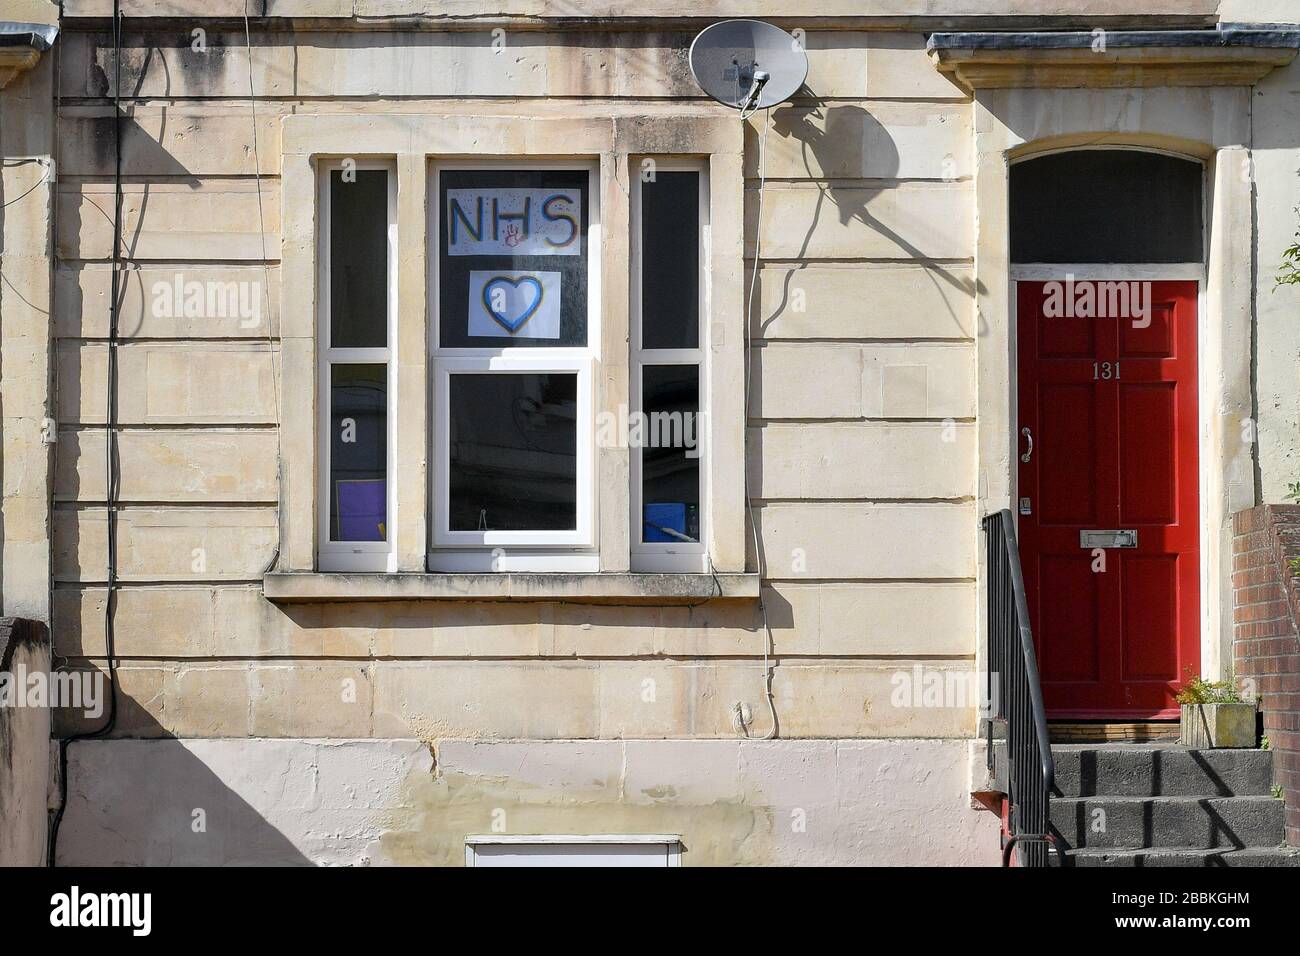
(329, 364, 387, 541)
(1010, 150, 1203, 263)
(641, 365, 700, 544)
(439, 169, 589, 348)
(330, 169, 388, 348)
(641, 171, 700, 350)
(449, 373, 578, 531)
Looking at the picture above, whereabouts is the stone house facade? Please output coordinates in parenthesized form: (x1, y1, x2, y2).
(2, 0, 1300, 865)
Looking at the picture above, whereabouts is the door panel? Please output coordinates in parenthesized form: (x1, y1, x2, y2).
(1016, 280, 1199, 718)
(1039, 384, 1097, 524)
(1118, 384, 1176, 525)
(1121, 555, 1180, 681)
(1037, 554, 1101, 683)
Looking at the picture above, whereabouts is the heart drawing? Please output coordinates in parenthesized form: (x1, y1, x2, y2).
(482, 275, 545, 334)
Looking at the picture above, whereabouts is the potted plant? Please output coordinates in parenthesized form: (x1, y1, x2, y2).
(1177, 672, 1256, 749)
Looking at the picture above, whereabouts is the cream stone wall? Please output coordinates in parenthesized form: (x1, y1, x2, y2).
(1249, 58, 1300, 505)
(55, 738, 997, 866)
(48, 19, 981, 747)
(5, 0, 58, 25)
(53, 0, 1219, 21)
(1, 52, 56, 624)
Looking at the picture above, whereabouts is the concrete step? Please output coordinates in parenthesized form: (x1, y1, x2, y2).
(1053, 846, 1300, 867)
(1052, 745, 1274, 798)
(1050, 795, 1285, 850)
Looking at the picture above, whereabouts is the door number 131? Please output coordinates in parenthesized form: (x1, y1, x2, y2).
(1093, 361, 1120, 380)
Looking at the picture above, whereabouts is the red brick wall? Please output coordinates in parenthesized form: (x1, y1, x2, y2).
(1232, 504, 1300, 847)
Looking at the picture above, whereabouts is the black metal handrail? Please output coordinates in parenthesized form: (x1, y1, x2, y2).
(984, 509, 1055, 867)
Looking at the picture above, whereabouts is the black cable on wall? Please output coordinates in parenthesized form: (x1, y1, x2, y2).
(48, 0, 123, 867)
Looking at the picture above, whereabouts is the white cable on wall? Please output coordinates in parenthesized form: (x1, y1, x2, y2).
(743, 107, 777, 740)
(244, 2, 284, 573)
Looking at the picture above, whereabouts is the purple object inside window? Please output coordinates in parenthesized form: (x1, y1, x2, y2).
(336, 479, 386, 541)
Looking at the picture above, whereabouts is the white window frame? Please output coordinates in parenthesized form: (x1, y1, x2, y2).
(630, 159, 709, 573)
(317, 158, 398, 573)
(428, 159, 601, 572)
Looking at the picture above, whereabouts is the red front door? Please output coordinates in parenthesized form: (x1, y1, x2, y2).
(1016, 279, 1199, 718)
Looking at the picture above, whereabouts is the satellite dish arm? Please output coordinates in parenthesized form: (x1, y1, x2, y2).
(740, 69, 770, 116)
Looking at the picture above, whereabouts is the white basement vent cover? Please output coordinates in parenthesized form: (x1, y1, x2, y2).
(465, 835, 682, 867)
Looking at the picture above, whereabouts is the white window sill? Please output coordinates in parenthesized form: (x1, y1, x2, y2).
(262, 571, 759, 604)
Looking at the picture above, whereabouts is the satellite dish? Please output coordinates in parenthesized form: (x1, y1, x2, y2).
(689, 20, 809, 112)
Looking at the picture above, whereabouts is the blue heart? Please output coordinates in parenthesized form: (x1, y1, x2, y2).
(482, 275, 544, 334)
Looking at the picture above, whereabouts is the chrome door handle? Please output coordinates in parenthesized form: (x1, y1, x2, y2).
(1020, 426, 1033, 463)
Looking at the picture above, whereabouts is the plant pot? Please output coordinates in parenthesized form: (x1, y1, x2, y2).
(1179, 702, 1256, 749)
